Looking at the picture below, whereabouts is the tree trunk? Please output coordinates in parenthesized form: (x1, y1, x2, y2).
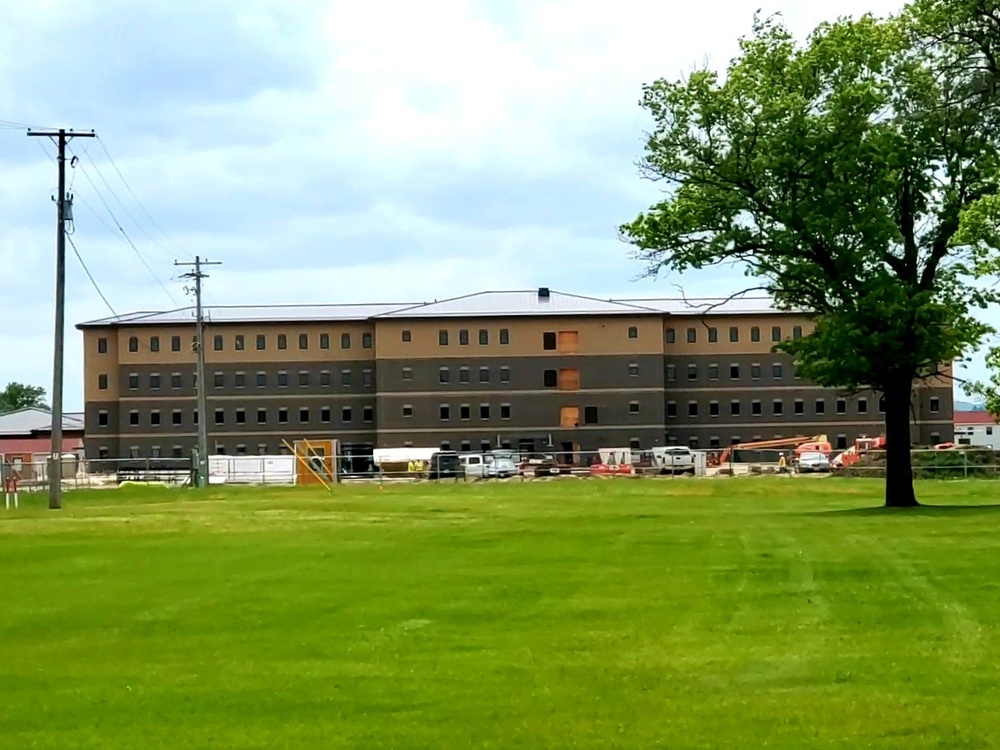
(883, 375, 918, 508)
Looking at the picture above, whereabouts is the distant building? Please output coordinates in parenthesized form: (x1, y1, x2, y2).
(0, 407, 85, 473)
(954, 410, 998, 448)
(75, 288, 954, 460)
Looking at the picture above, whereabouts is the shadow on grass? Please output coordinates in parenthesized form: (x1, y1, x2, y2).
(817, 504, 1000, 517)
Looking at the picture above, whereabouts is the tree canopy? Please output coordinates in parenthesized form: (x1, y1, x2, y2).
(0, 382, 49, 413)
(620, 0, 1000, 506)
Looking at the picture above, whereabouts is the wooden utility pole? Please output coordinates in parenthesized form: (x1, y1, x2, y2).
(27, 128, 95, 510)
(175, 256, 221, 487)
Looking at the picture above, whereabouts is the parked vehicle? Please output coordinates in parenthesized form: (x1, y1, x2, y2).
(651, 446, 696, 474)
(484, 454, 518, 478)
(518, 453, 558, 476)
(427, 451, 462, 479)
(797, 451, 831, 473)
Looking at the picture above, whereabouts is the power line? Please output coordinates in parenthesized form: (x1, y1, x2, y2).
(67, 234, 118, 317)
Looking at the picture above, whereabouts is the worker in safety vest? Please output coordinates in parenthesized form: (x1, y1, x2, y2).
(778, 453, 787, 472)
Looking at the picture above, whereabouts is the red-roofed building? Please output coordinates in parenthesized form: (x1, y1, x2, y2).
(0, 407, 85, 478)
(954, 410, 998, 448)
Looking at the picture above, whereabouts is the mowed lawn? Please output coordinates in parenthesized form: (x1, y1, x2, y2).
(2, 479, 1000, 749)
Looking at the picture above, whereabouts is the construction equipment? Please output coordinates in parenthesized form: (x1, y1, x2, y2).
(831, 436, 887, 469)
(715, 435, 831, 467)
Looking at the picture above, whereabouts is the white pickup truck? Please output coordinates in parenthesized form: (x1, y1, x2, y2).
(651, 447, 696, 475)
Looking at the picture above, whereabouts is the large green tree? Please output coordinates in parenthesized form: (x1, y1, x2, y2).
(0, 382, 48, 413)
(621, 0, 1000, 507)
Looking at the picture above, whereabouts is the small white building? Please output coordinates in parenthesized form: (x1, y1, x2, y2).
(954, 411, 998, 448)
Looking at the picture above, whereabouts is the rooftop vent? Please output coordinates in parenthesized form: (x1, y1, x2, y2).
(538, 287, 551, 301)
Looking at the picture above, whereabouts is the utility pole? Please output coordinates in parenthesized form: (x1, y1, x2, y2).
(175, 256, 221, 487)
(28, 128, 95, 510)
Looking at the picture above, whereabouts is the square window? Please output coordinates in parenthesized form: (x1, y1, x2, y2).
(440, 368, 451, 384)
(341, 333, 351, 349)
(793, 326, 803, 339)
(299, 333, 309, 350)
(214, 372, 224, 388)
(235, 335, 245, 351)
(320, 407, 331, 423)
(320, 370, 331, 387)
(234, 372, 245, 388)
(500, 404, 511, 419)
(235, 409, 246, 425)
(772, 364, 783, 379)
(543, 370, 557, 387)
(750, 327, 760, 342)
(688, 401, 698, 417)
(459, 329, 469, 346)
(364, 406, 374, 423)
(320, 333, 330, 349)
(342, 406, 352, 423)
(708, 327, 718, 343)
(257, 408, 267, 425)
(439, 330, 449, 346)
(461, 440, 472, 452)
(751, 364, 761, 379)
(752, 400, 762, 416)
(584, 406, 599, 424)
(858, 398, 868, 414)
(278, 334, 287, 350)
(629, 363, 639, 377)
(930, 397, 940, 413)
(214, 335, 223, 351)
(172, 446, 183, 459)
(666, 364, 676, 381)
(687, 364, 697, 381)
(402, 404, 413, 418)
(98, 410, 109, 427)
(460, 404, 471, 420)
(439, 405, 450, 421)
(667, 401, 677, 418)
(731, 401, 741, 416)
(129, 446, 140, 459)
(402, 330, 411, 343)
(500, 367, 510, 383)
(402, 367, 413, 381)
(773, 400, 784, 416)
(836, 399, 847, 415)
(299, 371, 310, 387)
(341, 370, 352, 387)
(150, 336, 160, 352)
(256, 371, 266, 387)
(836, 435, 848, 450)
(299, 408, 310, 424)
(729, 326, 739, 343)
(362, 369, 373, 388)
(816, 399, 826, 415)
(794, 400, 804, 415)
(128, 336, 138, 352)
(236, 445, 246, 456)
(479, 329, 489, 345)
(499, 329, 510, 345)
(479, 367, 490, 383)
(98, 373, 108, 390)
(480, 404, 490, 420)
(730, 364, 740, 380)
(128, 373, 139, 390)
(879, 395, 886, 413)
(194, 409, 199, 425)
(708, 364, 719, 380)
(150, 411, 161, 427)
(709, 401, 720, 417)
(628, 326, 638, 339)
(256, 334, 266, 350)
(97, 337, 108, 354)
(771, 326, 781, 342)
(687, 328, 696, 343)
(277, 371, 288, 387)
(128, 410, 139, 426)
(215, 409, 225, 425)
(362, 332, 372, 349)
(170, 335, 180, 352)
(543, 332, 557, 350)
(172, 410, 182, 426)
(665, 328, 676, 344)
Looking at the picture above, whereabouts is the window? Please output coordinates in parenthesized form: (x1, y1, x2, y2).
(771, 326, 782, 342)
(299, 407, 310, 424)
(479, 367, 490, 383)
(215, 409, 225, 425)
(169, 373, 181, 389)
(459, 367, 470, 384)
(129, 446, 140, 459)
(708, 327, 718, 343)
(584, 406, 599, 424)
(500, 403, 511, 419)
(98, 373, 108, 390)
(931, 432, 941, 445)
(689, 437, 699, 449)
(729, 326, 739, 343)
(341, 333, 351, 349)
(793, 325, 803, 340)
(709, 401, 720, 417)
(299, 370, 310, 387)
(98, 410, 109, 427)
(150, 336, 160, 352)
(214, 372, 224, 388)
(879, 395, 886, 413)
(150, 373, 161, 390)
(666, 328, 676, 344)
(773, 400, 784, 416)
(257, 444, 267, 455)
(256, 334, 266, 351)
(278, 334, 287, 350)
(480, 404, 490, 420)
(479, 329, 488, 345)
(320, 407, 331, 423)
(341, 369, 352, 387)
(277, 371, 288, 388)
(666, 364, 676, 381)
(129, 410, 140, 426)
(628, 326, 638, 339)
(439, 330, 449, 346)
(708, 364, 719, 380)
(440, 441, 451, 451)
(836, 435, 848, 450)
(687, 327, 696, 343)
(440, 367, 451, 384)
(320, 370, 330, 387)
(299, 333, 309, 350)
(543, 370, 557, 387)
(256, 371, 266, 387)
(257, 408, 267, 425)
(128, 336, 138, 352)
(128, 373, 139, 390)
(930, 397, 940, 413)
(858, 398, 868, 414)
(342, 406, 353, 423)
(215, 444, 226, 456)
(234, 372, 245, 388)
(362, 332, 373, 349)
(459, 329, 469, 346)
(794, 399, 804, 415)
(630, 401, 640, 414)
(235, 409, 246, 425)
(687, 364, 697, 381)
(236, 445, 247, 456)
(752, 400, 762, 416)
(730, 364, 740, 380)
(688, 401, 699, 417)
(629, 362, 639, 377)
(402, 404, 413, 418)
(439, 405, 450, 421)
(98, 337, 108, 354)
(150, 410, 161, 427)
(751, 364, 761, 380)
(836, 399, 847, 415)
(172, 410, 182, 426)
(362, 369, 373, 388)
(543, 332, 557, 350)
(750, 326, 760, 342)
(171, 335, 181, 352)
(558, 369, 580, 390)
(500, 328, 510, 345)
(235, 335, 245, 351)
(460, 404, 471, 420)
(402, 330, 411, 343)
(320, 333, 330, 349)
(194, 409, 199, 425)
(731, 400, 741, 416)
(500, 367, 510, 383)
(461, 440, 472, 453)
(815, 399, 826, 415)
(989, 426, 995, 436)
(214, 335, 223, 351)
(772, 363, 783, 379)
(402, 367, 413, 381)
(667, 401, 677, 418)
(171, 446, 183, 459)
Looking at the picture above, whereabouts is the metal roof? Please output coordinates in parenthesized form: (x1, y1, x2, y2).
(77, 289, 792, 328)
(0, 408, 85, 436)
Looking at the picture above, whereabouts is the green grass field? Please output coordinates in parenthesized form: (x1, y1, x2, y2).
(2, 478, 1000, 749)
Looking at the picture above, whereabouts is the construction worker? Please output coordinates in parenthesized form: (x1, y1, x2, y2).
(778, 452, 787, 473)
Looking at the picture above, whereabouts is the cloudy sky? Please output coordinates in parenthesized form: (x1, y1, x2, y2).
(0, 0, 987, 411)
